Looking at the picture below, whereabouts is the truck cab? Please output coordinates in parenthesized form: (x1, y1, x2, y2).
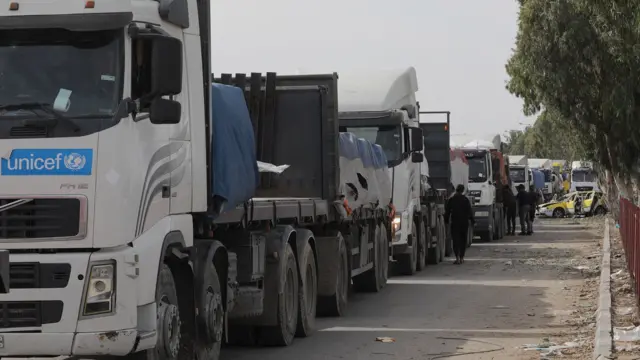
(461, 143, 505, 242)
(509, 164, 530, 195)
(338, 68, 428, 275)
(570, 161, 599, 192)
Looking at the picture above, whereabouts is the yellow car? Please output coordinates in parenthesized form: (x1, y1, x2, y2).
(537, 192, 575, 218)
(582, 191, 608, 216)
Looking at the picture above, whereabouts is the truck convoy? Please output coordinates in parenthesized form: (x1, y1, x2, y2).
(570, 161, 600, 192)
(458, 139, 508, 242)
(0, 1, 437, 359)
(338, 68, 448, 274)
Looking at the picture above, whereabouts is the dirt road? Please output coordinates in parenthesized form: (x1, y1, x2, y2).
(221, 218, 603, 360)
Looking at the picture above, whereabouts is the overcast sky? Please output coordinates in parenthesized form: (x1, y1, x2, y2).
(211, 0, 534, 144)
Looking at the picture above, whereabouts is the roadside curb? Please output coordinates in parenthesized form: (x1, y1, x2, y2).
(593, 219, 613, 360)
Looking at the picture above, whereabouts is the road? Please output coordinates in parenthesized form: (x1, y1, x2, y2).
(8, 218, 602, 360)
(222, 218, 601, 360)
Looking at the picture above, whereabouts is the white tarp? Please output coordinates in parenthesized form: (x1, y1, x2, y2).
(450, 148, 469, 192)
(338, 132, 392, 209)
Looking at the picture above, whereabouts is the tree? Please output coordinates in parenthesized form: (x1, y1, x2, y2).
(505, 0, 640, 211)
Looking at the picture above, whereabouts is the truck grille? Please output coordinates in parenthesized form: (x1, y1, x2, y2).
(0, 198, 83, 239)
(576, 186, 593, 191)
(10, 263, 71, 289)
(0, 301, 63, 329)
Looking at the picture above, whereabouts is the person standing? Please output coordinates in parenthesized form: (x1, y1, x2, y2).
(503, 184, 517, 235)
(527, 186, 540, 235)
(445, 184, 475, 264)
(516, 185, 532, 235)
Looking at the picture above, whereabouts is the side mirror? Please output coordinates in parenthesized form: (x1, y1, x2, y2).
(150, 35, 183, 96)
(410, 128, 424, 152)
(411, 152, 424, 163)
(150, 98, 181, 124)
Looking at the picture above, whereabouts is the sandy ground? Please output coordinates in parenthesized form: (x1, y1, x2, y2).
(609, 216, 640, 359)
(5, 217, 604, 360)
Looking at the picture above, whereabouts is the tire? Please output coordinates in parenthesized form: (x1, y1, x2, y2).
(594, 206, 607, 216)
(427, 222, 439, 265)
(317, 234, 349, 317)
(444, 220, 453, 257)
(416, 219, 427, 271)
(353, 224, 383, 292)
(259, 244, 299, 346)
(398, 221, 417, 275)
(196, 262, 223, 360)
(378, 223, 389, 288)
(439, 216, 446, 262)
(131, 264, 182, 360)
(492, 217, 499, 240)
(552, 208, 565, 218)
(466, 224, 473, 248)
(295, 243, 318, 338)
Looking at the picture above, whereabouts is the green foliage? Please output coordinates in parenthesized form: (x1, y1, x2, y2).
(505, 0, 640, 185)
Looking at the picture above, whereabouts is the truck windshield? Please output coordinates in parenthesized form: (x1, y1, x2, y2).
(541, 169, 552, 182)
(509, 168, 526, 182)
(572, 170, 596, 182)
(467, 156, 488, 183)
(0, 28, 122, 120)
(345, 126, 402, 163)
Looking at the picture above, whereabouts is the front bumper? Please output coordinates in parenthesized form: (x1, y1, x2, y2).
(0, 247, 140, 357)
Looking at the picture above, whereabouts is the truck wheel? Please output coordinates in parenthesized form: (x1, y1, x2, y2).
(439, 216, 447, 262)
(296, 243, 318, 338)
(398, 222, 417, 275)
(444, 219, 452, 258)
(466, 223, 473, 248)
(492, 219, 499, 240)
(196, 262, 223, 360)
(139, 264, 181, 360)
(317, 235, 349, 317)
(353, 224, 383, 292)
(378, 223, 389, 288)
(416, 219, 427, 271)
(427, 224, 438, 265)
(259, 243, 299, 346)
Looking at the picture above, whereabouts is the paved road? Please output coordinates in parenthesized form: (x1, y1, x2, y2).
(222, 218, 600, 360)
(9, 218, 600, 360)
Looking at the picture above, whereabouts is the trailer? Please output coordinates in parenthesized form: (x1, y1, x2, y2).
(0, 0, 394, 355)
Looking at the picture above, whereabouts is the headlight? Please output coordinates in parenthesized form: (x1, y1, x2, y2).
(475, 211, 489, 217)
(83, 261, 116, 316)
(391, 216, 401, 235)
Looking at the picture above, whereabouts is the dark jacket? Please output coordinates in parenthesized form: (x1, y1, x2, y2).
(503, 187, 516, 207)
(528, 190, 540, 207)
(516, 190, 531, 207)
(445, 193, 475, 225)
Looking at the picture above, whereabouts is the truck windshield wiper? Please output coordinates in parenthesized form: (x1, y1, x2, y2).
(0, 102, 81, 132)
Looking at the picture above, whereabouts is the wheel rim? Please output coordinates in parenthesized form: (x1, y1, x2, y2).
(204, 287, 224, 343)
(285, 267, 296, 324)
(158, 296, 181, 359)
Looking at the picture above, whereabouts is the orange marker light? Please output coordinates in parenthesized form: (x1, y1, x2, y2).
(9, 2, 19, 11)
(85, 0, 95, 8)
(444, 124, 448, 131)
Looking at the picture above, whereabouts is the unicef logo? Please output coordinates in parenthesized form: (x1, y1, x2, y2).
(64, 153, 87, 171)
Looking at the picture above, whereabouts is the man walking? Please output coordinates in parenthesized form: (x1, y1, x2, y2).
(503, 184, 517, 235)
(445, 184, 475, 264)
(516, 185, 532, 235)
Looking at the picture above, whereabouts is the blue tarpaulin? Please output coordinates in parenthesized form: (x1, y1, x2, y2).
(211, 83, 259, 213)
(531, 169, 545, 190)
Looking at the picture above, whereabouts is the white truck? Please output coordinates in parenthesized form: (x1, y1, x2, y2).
(458, 139, 507, 242)
(0, 2, 397, 359)
(338, 68, 447, 275)
(570, 161, 600, 192)
(508, 156, 530, 195)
